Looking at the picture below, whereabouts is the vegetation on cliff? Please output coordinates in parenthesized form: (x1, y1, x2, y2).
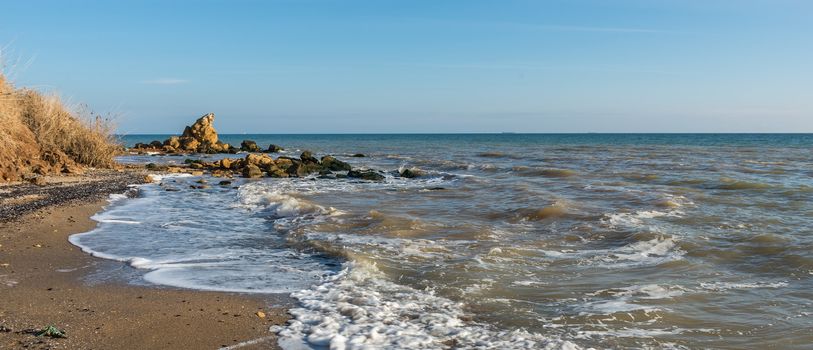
(0, 73, 120, 182)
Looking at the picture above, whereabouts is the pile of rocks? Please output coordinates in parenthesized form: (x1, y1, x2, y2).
(133, 113, 288, 155)
(133, 113, 423, 181)
(163, 151, 388, 181)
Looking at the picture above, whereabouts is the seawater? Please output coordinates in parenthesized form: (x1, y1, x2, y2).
(72, 134, 813, 349)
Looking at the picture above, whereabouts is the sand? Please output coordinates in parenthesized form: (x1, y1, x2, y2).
(0, 173, 290, 349)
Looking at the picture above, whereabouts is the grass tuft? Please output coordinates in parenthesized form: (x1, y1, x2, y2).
(0, 73, 120, 181)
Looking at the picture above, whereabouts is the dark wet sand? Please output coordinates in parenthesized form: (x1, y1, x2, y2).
(0, 172, 289, 349)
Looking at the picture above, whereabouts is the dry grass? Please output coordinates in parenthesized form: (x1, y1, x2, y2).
(0, 73, 120, 181)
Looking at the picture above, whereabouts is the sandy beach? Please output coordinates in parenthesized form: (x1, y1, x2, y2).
(0, 171, 289, 349)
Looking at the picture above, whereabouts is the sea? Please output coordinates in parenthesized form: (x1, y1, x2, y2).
(69, 134, 813, 349)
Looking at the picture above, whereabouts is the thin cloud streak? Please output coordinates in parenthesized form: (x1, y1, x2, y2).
(141, 78, 188, 85)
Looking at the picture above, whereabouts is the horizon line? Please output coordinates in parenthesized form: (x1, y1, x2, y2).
(116, 132, 813, 136)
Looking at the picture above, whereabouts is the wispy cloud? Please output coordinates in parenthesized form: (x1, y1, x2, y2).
(401, 18, 672, 34)
(536, 24, 665, 33)
(141, 78, 188, 85)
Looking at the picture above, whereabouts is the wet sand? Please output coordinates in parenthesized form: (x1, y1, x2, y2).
(0, 172, 288, 349)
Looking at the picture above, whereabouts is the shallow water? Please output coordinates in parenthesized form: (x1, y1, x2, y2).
(73, 134, 813, 349)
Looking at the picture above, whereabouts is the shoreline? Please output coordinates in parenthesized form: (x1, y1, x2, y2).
(0, 171, 289, 349)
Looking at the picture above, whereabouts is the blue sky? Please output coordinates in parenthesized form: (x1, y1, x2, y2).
(2, 0, 811, 133)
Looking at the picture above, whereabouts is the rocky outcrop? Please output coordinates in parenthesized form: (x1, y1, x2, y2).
(181, 113, 218, 149)
(129, 114, 290, 156)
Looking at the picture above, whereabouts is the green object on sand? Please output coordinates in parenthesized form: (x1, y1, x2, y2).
(36, 325, 66, 338)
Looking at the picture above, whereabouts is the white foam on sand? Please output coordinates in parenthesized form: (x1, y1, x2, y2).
(69, 177, 340, 294)
(273, 261, 580, 350)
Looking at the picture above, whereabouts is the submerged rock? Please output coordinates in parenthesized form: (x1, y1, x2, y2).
(399, 168, 424, 178)
(266, 144, 284, 153)
(348, 169, 385, 181)
(351, 153, 366, 158)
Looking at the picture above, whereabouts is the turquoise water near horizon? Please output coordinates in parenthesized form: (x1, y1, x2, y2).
(77, 133, 812, 349)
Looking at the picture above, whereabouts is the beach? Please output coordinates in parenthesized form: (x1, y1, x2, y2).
(0, 171, 288, 349)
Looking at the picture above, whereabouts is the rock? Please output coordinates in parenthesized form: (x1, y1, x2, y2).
(227, 146, 240, 154)
(286, 161, 322, 177)
(242, 164, 263, 178)
(179, 137, 200, 151)
(241, 140, 261, 152)
(162, 145, 177, 153)
(351, 153, 366, 157)
(218, 180, 232, 186)
(133, 143, 149, 149)
(399, 168, 424, 178)
(266, 144, 284, 153)
(348, 169, 385, 181)
(190, 170, 204, 176)
(245, 153, 274, 167)
(300, 151, 319, 164)
(256, 311, 266, 319)
(149, 140, 163, 148)
(267, 165, 289, 178)
(181, 113, 219, 148)
(219, 158, 235, 169)
(274, 157, 294, 168)
(164, 136, 181, 149)
(320, 156, 351, 171)
(211, 141, 230, 153)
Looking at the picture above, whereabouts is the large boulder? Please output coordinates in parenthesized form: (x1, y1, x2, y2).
(241, 140, 261, 152)
(321, 156, 351, 171)
(182, 113, 219, 147)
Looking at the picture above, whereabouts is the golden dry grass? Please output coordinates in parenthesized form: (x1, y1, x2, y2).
(0, 73, 120, 181)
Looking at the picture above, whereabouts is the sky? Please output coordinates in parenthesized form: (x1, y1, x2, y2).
(2, 0, 812, 133)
